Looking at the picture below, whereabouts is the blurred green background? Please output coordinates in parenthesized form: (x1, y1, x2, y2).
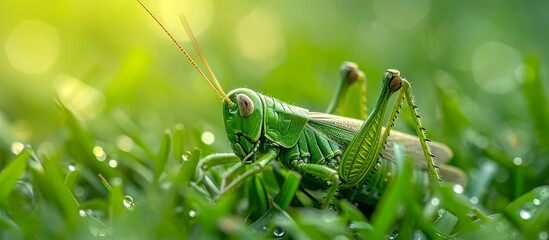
(1, 0, 549, 237)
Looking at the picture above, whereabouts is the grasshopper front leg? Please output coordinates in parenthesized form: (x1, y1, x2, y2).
(212, 149, 279, 201)
(195, 153, 241, 196)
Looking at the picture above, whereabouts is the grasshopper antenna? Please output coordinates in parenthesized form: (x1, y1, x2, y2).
(179, 15, 233, 106)
(136, 0, 234, 106)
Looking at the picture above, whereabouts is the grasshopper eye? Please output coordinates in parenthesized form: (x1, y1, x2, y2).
(236, 94, 254, 117)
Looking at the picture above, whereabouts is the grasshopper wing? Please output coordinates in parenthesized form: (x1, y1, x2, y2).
(309, 112, 465, 185)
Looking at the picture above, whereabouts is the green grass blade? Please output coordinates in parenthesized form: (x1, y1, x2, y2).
(154, 129, 171, 182)
(370, 144, 411, 238)
(249, 171, 301, 232)
(174, 149, 201, 186)
(523, 54, 549, 149)
(172, 124, 187, 163)
(503, 185, 549, 236)
(0, 149, 30, 204)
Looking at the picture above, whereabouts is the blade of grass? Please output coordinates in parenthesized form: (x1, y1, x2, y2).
(154, 129, 171, 182)
(0, 149, 30, 204)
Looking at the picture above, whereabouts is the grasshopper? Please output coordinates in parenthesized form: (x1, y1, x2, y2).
(137, 0, 465, 209)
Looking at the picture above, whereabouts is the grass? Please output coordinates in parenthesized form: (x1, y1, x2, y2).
(1, 57, 548, 238)
(1, 0, 549, 239)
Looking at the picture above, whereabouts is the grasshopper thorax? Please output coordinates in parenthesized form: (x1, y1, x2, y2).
(222, 88, 264, 163)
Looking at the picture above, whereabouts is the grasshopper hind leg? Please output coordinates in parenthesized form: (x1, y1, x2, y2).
(326, 62, 368, 119)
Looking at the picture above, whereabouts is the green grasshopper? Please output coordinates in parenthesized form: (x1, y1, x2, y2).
(137, 0, 465, 209)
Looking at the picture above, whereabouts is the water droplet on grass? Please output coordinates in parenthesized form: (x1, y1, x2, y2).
(109, 159, 118, 168)
(79, 209, 87, 217)
(512, 157, 523, 166)
(430, 197, 440, 206)
(123, 196, 134, 209)
(181, 151, 192, 162)
(93, 146, 106, 161)
(188, 210, 197, 218)
(273, 227, 285, 237)
(453, 184, 464, 194)
(11, 142, 25, 155)
(469, 196, 479, 204)
(68, 164, 76, 172)
(533, 198, 541, 206)
(519, 209, 531, 220)
(388, 232, 399, 239)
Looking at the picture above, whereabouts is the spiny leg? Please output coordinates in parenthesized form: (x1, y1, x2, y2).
(326, 62, 368, 118)
(378, 78, 441, 183)
(400, 79, 441, 183)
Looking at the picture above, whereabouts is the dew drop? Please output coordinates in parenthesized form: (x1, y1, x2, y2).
(201, 131, 215, 145)
(469, 196, 479, 204)
(123, 196, 134, 209)
(79, 209, 87, 217)
(519, 209, 531, 220)
(430, 197, 440, 206)
(273, 227, 285, 237)
(388, 232, 399, 240)
(181, 151, 192, 162)
(68, 164, 76, 172)
(11, 142, 25, 155)
(512, 157, 523, 166)
(453, 184, 464, 194)
(539, 231, 548, 240)
(93, 146, 106, 161)
(262, 226, 268, 231)
(109, 159, 118, 168)
(349, 223, 356, 229)
(533, 198, 541, 206)
(188, 210, 196, 218)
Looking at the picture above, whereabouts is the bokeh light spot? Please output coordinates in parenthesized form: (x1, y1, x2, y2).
(157, 0, 212, 41)
(5, 20, 60, 74)
(55, 74, 106, 120)
(373, 0, 431, 29)
(201, 131, 215, 145)
(235, 8, 284, 65)
(472, 41, 522, 94)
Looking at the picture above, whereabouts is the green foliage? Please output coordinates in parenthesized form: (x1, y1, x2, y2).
(1, 0, 549, 239)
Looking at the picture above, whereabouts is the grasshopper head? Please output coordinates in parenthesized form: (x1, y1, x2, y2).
(222, 88, 264, 164)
